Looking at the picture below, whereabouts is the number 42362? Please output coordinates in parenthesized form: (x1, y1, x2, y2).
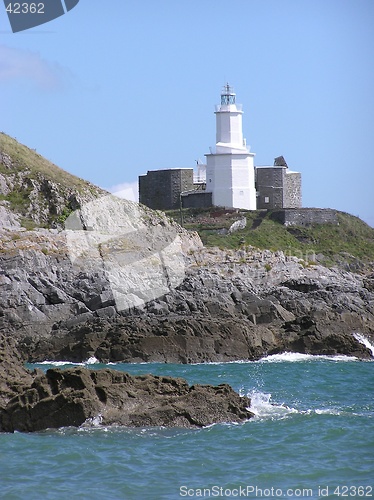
(6, 3, 45, 14)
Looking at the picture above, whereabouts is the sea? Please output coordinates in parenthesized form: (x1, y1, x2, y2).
(1, 348, 373, 499)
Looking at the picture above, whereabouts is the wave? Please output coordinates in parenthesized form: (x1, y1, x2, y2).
(82, 413, 103, 428)
(244, 390, 356, 421)
(353, 333, 374, 357)
(33, 349, 370, 369)
(36, 360, 83, 366)
(259, 352, 358, 363)
(245, 390, 298, 420)
(35, 357, 100, 367)
(188, 352, 361, 365)
(85, 356, 100, 364)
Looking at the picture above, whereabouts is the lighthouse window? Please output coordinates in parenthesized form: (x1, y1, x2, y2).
(240, 191, 244, 196)
(264, 196, 270, 203)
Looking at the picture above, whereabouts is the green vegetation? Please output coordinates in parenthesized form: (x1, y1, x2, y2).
(0, 132, 94, 191)
(0, 188, 32, 212)
(20, 218, 37, 231)
(0, 132, 106, 229)
(167, 208, 374, 267)
(55, 206, 74, 225)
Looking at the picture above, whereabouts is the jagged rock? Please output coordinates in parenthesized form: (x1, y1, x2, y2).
(0, 367, 254, 432)
(1, 240, 374, 362)
(280, 278, 321, 293)
(20, 315, 277, 364)
(0, 198, 201, 339)
(0, 204, 21, 229)
(0, 333, 33, 409)
(363, 276, 374, 292)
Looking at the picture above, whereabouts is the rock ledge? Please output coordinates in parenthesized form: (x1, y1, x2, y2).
(0, 365, 253, 433)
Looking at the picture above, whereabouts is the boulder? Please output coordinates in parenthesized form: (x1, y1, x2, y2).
(0, 367, 253, 433)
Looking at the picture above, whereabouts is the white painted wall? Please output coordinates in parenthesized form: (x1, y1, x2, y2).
(205, 92, 256, 210)
(216, 105, 244, 147)
(231, 155, 256, 210)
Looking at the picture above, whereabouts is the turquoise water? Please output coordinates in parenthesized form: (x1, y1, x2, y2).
(1, 354, 373, 499)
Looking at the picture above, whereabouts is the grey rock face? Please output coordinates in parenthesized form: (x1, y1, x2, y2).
(0, 333, 33, 409)
(0, 204, 21, 230)
(1, 231, 373, 363)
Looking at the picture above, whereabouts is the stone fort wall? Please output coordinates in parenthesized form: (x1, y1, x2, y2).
(270, 208, 338, 226)
(182, 192, 212, 209)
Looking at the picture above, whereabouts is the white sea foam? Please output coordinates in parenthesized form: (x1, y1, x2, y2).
(35, 357, 99, 367)
(259, 352, 357, 363)
(107, 361, 150, 365)
(314, 408, 342, 415)
(37, 360, 83, 366)
(82, 413, 103, 427)
(353, 333, 374, 357)
(245, 390, 350, 420)
(246, 390, 298, 420)
(85, 356, 100, 364)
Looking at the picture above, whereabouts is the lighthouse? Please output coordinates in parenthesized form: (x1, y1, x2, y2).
(205, 84, 257, 210)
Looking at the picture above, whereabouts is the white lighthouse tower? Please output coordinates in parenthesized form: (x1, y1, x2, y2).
(205, 84, 256, 210)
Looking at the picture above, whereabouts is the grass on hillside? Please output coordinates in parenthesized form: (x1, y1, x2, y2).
(0, 132, 106, 228)
(0, 132, 99, 192)
(167, 208, 374, 267)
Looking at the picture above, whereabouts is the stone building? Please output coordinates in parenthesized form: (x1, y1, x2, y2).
(139, 161, 211, 211)
(139, 168, 194, 210)
(255, 156, 302, 209)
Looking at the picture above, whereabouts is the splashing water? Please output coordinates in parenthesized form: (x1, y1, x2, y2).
(34, 357, 100, 368)
(353, 333, 374, 357)
(243, 390, 298, 420)
(85, 356, 100, 365)
(259, 352, 357, 363)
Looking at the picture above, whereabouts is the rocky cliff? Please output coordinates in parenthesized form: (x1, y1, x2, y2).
(1, 228, 373, 363)
(1, 134, 374, 432)
(1, 134, 373, 365)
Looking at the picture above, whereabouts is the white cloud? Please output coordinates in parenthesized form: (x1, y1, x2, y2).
(109, 181, 139, 203)
(0, 44, 68, 90)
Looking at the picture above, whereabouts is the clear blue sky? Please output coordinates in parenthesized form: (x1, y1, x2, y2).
(1, 0, 373, 226)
